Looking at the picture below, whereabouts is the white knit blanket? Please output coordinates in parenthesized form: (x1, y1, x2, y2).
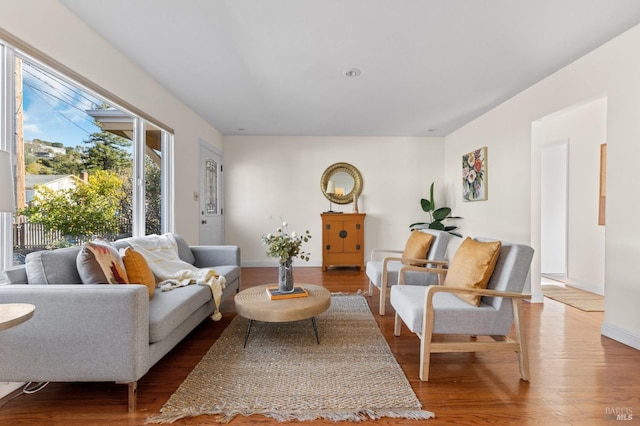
(124, 233, 226, 321)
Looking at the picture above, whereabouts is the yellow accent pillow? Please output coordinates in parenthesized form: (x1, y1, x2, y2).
(402, 231, 434, 265)
(443, 237, 502, 306)
(122, 247, 156, 299)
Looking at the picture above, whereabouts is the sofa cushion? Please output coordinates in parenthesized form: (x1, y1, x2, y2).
(25, 246, 83, 285)
(148, 284, 212, 343)
(77, 239, 129, 284)
(172, 234, 196, 265)
(122, 247, 156, 298)
(391, 284, 499, 335)
(208, 264, 239, 287)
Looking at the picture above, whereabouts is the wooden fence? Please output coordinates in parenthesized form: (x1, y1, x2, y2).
(12, 217, 132, 260)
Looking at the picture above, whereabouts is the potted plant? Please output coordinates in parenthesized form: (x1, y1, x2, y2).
(409, 182, 462, 237)
(261, 221, 311, 293)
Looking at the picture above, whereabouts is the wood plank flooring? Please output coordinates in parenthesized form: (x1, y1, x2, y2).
(1, 266, 638, 425)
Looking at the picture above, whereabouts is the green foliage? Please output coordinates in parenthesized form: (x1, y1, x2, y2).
(20, 131, 164, 239)
(144, 158, 162, 235)
(409, 182, 462, 237)
(117, 157, 162, 236)
(25, 132, 132, 176)
(19, 170, 127, 238)
(81, 131, 132, 172)
(261, 221, 312, 265)
(41, 147, 84, 175)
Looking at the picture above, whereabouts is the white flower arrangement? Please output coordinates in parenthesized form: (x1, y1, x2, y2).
(261, 221, 311, 265)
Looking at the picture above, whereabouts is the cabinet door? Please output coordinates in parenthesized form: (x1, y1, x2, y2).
(325, 220, 344, 253)
(326, 219, 362, 252)
(341, 220, 362, 252)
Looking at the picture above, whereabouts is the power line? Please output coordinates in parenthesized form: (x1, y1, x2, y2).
(22, 72, 99, 122)
(22, 63, 101, 109)
(22, 83, 95, 137)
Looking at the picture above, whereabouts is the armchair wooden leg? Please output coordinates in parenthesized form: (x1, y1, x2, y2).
(419, 333, 432, 382)
(512, 298, 530, 381)
(419, 294, 436, 381)
(379, 276, 388, 315)
(368, 280, 374, 296)
(127, 381, 137, 413)
(394, 312, 402, 336)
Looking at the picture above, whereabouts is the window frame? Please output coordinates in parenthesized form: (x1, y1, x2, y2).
(0, 35, 174, 270)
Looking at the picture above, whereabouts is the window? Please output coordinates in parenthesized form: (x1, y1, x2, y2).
(0, 39, 173, 268)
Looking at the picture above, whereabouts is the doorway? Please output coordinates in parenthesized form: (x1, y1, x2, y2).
(534, 97, 607, 296)
(541, 139, 568, 281)
(198, 142, 224, 245)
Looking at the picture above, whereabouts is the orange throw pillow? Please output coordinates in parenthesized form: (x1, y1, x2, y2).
(122, 247, 156, 299)
(402, 230, 434, 265)
(443, 237, 502, 306)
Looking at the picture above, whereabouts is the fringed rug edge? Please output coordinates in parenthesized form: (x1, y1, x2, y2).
(146, 407, 435, 424)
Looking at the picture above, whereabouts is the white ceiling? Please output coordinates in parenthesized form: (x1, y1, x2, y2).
(59, 0, 640, 137)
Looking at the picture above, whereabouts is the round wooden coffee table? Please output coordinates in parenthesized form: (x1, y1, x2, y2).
(234, 283, 331, 347)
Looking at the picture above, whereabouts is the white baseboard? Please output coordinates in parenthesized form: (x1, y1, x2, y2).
(601, 322, 640, 350)
(527, 292, 545, 304)
(0, 382, 24, 399)
(565, 280, 605, 296)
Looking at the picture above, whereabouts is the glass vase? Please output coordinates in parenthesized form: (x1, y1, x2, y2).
(278, 259, 295, 293)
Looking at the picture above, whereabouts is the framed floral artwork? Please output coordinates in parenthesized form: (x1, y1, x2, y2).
(462, 147, 487, 201)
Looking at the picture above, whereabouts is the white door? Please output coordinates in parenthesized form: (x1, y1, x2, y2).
(199, 142, 224, 245)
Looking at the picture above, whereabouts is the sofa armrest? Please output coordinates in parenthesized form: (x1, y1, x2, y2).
(0, 284, 150, 383)
(190, 245, 241, 268)
(0, 265, 28, 284)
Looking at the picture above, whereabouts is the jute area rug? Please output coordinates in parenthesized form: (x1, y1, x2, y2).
(542, 284, 604, 312)
(147, 294, 434, 423)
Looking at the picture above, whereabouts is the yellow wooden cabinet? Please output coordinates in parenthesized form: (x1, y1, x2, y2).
(321, 213, 366, 271)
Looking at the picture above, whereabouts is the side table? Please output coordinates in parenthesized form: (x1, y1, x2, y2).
(0, 303, 35, 331)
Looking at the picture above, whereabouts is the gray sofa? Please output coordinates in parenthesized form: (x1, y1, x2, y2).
(0, 234, 241, 412)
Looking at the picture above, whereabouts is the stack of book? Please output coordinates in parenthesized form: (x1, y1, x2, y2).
(266, 286, 309, 300)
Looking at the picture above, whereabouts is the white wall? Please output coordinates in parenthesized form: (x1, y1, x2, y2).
(0, 0, 221, 244)
(223, 136, 445, 265)
(444, 24, 640, 349)
(540, 99, 607, 295)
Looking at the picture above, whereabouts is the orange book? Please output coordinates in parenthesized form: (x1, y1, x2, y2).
(266, 286, 309, 300)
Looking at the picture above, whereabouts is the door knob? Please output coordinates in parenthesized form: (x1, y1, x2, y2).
(201, 220, 207, 224)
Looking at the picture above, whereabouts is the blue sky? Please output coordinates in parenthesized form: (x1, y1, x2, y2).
(21, 61, 102, 148)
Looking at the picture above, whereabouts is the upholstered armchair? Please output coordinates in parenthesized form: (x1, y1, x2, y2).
(365, 229, 450, 315)
(390, 238, 534, 381)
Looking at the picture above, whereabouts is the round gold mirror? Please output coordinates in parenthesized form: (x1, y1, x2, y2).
(320, 162, 363, 205)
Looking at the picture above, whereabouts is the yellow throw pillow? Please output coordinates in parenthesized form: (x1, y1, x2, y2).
(443, 237, 502, 306)
(402, 230, 434, 265)
(122, 247, 156, 299)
